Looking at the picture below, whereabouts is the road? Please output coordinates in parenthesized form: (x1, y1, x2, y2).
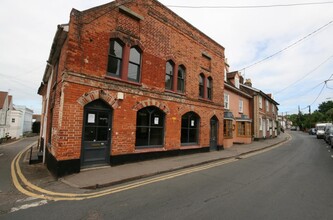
(0, 137, 38, 214)
(2, 132, 333, 219)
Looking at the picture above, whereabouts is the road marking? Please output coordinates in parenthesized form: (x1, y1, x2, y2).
(16, 197, 40, 203)
(10, 200, 48, 213)
(12, 136, 291, 201)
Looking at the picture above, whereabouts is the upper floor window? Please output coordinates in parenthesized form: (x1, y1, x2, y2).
(165, 61, 174, 90)
(177, 65, 185, 93)
(128, 47, 141, 82)
(239, 100, 243, 113)
(199, 74, 204, 98)
(107, 39, 123, 78)
(235, 76, 240, 89)
(224, 93, 229, 109)
(207, 77, 212, 100)
(259, 96, 262, 109)
(266, 100, 269, 112)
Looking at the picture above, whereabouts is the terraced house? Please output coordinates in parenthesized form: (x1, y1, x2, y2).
(242, 81, 279, 140)
(38, 0, 226, 176)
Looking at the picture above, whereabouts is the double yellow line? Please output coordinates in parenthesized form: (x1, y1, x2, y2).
(11, 144, 239, 201)
(12, 135, 290, 201)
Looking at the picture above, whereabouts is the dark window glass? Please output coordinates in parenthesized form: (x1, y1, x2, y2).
(84, 109, 110, 142)
(207, 77, 212, 100)
(199, 74, 204, 98)
(98, 112, 109, 126)
(165, 61, 174, 90)
(107, 40, 123, 77)
(97, 127, 108, 141)
(181, 112, 199, 145)
(84, 127, 96, 141)
(177, 66, 185, 93)
(128, 47, 141, 82)
(136, 107, 165, 148)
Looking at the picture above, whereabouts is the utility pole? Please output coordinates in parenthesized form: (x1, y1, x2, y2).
(309, 105, 311, 114)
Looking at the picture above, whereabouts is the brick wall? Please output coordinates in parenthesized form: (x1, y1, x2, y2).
(46, 0, 226, 162)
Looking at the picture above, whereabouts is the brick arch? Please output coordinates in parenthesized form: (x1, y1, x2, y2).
(208, 112, 223, 122)
(77, 90, 119, 109)
(132, 99, 170, 114)
(177, 105, 198, 116)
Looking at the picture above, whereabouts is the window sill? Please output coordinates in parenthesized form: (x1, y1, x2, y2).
(198, 97, 213, 102)
(165, 89, 186, 96)
(105, 75, 142, 87)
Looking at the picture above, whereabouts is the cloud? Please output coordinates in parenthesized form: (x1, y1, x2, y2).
(1, 0, 333, 115)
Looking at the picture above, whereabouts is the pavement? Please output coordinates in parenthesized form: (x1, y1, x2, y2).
(18, 132, 290, 192)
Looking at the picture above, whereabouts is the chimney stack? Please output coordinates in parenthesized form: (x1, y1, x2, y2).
(245, 79, 252, 87)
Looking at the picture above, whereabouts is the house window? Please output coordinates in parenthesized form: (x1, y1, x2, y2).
(128, 47, 141, 82)
(224, 119, 233, 138)
(199, 74, 204, 98)
(107, 39, 123, 78)
(239, 100, 243, 113)
(237, 121, 251, 137)
(235, 76, 240, 89)
(259, 117, 263, 131)
(136, 107, 165, 148)
(224, 94, 229, 109)
(267, 119, 270, 131)
(165, 61, 174, 90)
(177, 65, 185, 93)
(259, 96, 262, 109)
(181, 112, 200, 145)
(12, 118, 15, 123)
(207, 77, 212, 100)
(266, 100, 269, 112)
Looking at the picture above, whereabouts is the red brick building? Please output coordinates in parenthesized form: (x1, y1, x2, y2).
(38, 0, 226, 176)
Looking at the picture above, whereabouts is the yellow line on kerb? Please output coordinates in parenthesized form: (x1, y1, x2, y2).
(12, 144, 238, 201)
(12, 135, 290, 201)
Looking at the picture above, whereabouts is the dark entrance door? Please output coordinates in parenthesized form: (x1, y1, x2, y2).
(210, 116, 218, 151)
(81, 100, 112, 167)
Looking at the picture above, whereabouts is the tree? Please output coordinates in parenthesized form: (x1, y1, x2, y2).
(326, 108, 333, 122)
(317, 101, 333, 114)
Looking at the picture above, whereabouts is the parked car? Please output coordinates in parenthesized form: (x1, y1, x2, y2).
(290, 126, 297, 131)
(308, 128, 316, 135)
(329, 129, 333, 148)
(324, 125, 333, 144)
(316, 123, 329, 139)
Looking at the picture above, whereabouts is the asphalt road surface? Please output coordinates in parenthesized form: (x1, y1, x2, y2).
(2, 132, 333, 220)
(0, 137, 38, 214)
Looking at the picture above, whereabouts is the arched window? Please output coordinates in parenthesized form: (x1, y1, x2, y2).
(128, 47, 141, 82)
(199, 74, 205, 98)
(177, 65, 185, 93)
(207, 77, 213, 100)
(136, 106, 165, 148)
(107, 39, 123, 78)
(165, 60, 174, 90)
(181, 112, 200, 145)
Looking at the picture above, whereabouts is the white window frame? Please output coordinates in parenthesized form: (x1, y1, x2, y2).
(224, 94, 229, 109)
(259, 96, 262, 109)
(267, 119, 270, 131)
(259, 117, 263, 131)
(235, 76, 240, 89)
(266, 100, 269, 112)
(239, 100, 243, 113)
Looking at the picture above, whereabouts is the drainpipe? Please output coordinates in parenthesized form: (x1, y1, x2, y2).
(42, 62, 54, 163)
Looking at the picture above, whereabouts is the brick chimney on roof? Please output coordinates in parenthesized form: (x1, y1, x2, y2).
(245, 79, 252, 87)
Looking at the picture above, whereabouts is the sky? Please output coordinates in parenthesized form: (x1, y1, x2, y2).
(1, 0, 333, 115)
